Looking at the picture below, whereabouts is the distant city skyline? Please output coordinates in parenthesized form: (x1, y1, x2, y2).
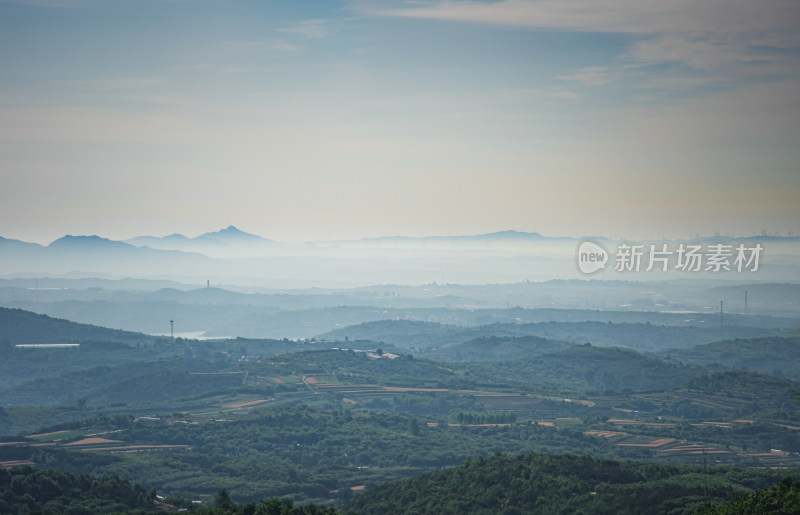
(2, 0, 799, 245)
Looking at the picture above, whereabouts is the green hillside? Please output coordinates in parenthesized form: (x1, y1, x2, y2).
(660, 337, 800, 380)
(422, 335, 572, 362)
(0, 307, 153, 345)
(471, 344, 704, 393)
(0, 465, 154, 514)
(344, 451, 793, 515)
(320, 318, 793, 354)
(696, 476, 800, 514)
(0, 358, 239, 407)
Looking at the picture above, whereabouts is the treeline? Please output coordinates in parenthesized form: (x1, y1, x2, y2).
(196, 490, 338, 514)
(696, 476, 800, 514)
(2, 454, 795, 515)
(0, 466, 340, 514)
(344, 452, 793, 515)
(0, 465, 153, 514)
(660, 337, 800, 380)
(454, 412, 516, 425)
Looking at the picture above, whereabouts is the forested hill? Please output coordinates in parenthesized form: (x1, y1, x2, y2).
(696, 477, 800, 514)
(344, 452, 792, 515)
(423, 335, 573, 362)
(683, 370, 800, 407)
(320, 319, 464, 348)
(2, 455, 796, 515)
(0, 307, 155, 345)
(0, 465, 338, 514)
(318, 318, 794, 353)
(469, 344, 704, 393)
(0, 465, 154, 514)
(659, 337, 800, 380)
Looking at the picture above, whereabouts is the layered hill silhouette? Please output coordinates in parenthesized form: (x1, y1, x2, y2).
(3, 227, 798, 287)
(0, 307, 153, 345)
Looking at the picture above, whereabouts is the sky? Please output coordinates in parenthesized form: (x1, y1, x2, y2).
(1, 0, 799, 244)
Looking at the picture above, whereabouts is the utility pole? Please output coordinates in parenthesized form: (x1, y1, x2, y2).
(170, 319, 174, 339)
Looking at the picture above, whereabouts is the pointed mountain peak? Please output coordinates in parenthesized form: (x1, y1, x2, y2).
(220, 225, 245, 235)
(195, 226, 269, 243)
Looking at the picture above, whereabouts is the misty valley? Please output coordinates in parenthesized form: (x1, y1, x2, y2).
(0, 231, 799, 514)
(5, 0, 800, 511)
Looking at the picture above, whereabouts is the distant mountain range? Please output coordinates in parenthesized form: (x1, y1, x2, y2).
(123, 226, 585, 249)
(0, 234, 210, 279)
(4, 226, 799, 251)
(1, 227, 798, 287)
(0, 234, 197, 253)
(126, 225, 272, 249)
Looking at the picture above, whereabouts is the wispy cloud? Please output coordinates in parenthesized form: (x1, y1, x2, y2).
(267, 41, 302, 54)
(375, 0, 799, 37)
(278, 19, 330, 39)
(628, 34, 774, 70)
(375, 0, 800, 72)
(549, 90, 581, 102)
(557, 67, 612, 87)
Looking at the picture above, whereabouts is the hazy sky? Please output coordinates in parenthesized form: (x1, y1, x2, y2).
(1, 0, 799, 244)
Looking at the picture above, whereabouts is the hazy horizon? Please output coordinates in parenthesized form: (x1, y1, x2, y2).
(2, 3, 800, 506)
(2, 0, 799, 245)
(5, 224, 800, 248)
